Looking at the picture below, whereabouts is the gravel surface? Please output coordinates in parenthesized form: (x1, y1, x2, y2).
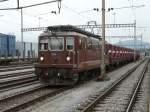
(18, 61, 140, 112)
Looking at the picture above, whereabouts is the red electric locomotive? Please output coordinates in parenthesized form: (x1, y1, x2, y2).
(34, 25, 138, 85)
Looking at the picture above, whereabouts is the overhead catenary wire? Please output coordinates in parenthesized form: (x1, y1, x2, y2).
(114, 5, 145, 10)
(0, 0, 61, 26)
(62, 4, 92, 21)
(0, 0, 8, 2)
(127, 0, 136, 19)
(0, 3, 39, 25)
(0, 0, 61, 10)
(78, 8, 102, 15)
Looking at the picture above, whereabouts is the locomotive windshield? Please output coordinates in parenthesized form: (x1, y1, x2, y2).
(39, 36, 74, 51)
(49, 37, 64, 51)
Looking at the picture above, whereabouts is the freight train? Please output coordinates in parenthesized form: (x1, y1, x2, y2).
(34, 25, 139, 85)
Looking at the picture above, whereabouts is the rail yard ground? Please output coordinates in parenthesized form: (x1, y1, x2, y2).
(0, 60, 149, 112)
(0, 0, 150, 112)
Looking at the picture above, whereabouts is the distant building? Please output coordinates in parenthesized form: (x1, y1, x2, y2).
(0, 33, 16, 57)
(16, 41, 38, 58)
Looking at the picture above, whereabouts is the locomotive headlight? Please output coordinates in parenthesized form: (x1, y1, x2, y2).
(40, 56, 44, 61)
(66, 56, 71, 61)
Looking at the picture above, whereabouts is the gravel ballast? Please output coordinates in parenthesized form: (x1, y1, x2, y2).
(18, 61, 140, 112)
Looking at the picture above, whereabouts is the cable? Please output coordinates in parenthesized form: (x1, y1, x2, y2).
(127, 0, 136, 19)
(62, 4, 92, 21)
(114, 5, 145, 10)
(79, 9, 95, 14)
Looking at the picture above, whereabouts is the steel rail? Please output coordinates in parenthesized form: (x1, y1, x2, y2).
(0, 71, 33, 79)
(0, 66, 33, 72)
(0, 80, 39, 93)
(81, 60, 144, 112)
(0, 75, 37, 90)
(0, 74, 36, 84)
(2, 87, 67, 112)
(125, 59, 149, 112)
(0, 63, 32, 69)
(0, 84, 45, 102)
(0, 75, 38, 89)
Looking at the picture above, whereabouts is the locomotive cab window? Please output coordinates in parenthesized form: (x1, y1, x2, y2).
(66, 37, 74, 50)
(39, 38, 48, 50)
(49, 37, 64, 51)
(40, 43, 48, 50)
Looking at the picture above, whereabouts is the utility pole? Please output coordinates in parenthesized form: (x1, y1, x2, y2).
(17, 0, 24, 61)
(21, 8, 24, 60)
(140, 34, 142, 50)
(97, 0, 107, 80)
(134, 20, 136, 61)
(17, 0, 19, 9)
(140, 34, 143, 59)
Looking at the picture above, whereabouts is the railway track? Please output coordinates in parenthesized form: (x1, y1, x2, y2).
(0, 74, 37, 91)
(77, 60, 148, 112)
(0, 85, 67, 112)
(130, 61, 150, 112)
(0, 65, 33, 72)
(0, 70, 33, 79)
(0, 61, 145, 112)
(0, 63, 33, 69)
(0, 80, 40, 93)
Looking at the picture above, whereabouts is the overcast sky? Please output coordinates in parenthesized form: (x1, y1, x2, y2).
(0, 0, 149, 44)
